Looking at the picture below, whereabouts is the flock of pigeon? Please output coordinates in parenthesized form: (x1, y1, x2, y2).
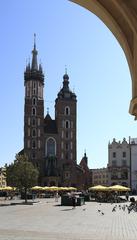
(96, 202, 137, 216)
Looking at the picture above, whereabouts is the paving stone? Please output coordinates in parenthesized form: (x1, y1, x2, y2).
(0, 197, 137, 240)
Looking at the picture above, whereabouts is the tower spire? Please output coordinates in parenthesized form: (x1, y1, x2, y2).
(31, 33, 38, 71)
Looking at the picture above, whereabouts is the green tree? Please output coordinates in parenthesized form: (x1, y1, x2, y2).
(6, 154, 39, 203)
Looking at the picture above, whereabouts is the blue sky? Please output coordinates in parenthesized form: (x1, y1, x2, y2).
(0, 0, 135, 168)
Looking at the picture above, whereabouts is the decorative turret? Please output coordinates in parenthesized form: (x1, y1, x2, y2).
(24, 34, 44, 84)
(57, 70, 76, 100)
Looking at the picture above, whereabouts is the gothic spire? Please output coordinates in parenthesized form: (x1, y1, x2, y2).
(31, 33, 38, 71)
(63, 68, 69, 91)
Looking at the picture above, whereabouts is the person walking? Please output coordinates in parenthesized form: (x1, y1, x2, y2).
(72, 195, 76, 208)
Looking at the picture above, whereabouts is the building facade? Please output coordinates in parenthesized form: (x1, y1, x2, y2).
(91, 168, 108, 186)
(130, 138, 137, 193)
(0, 168, 6, 188)
(108, 138, 130, 187)
(22, 40, 90, 188)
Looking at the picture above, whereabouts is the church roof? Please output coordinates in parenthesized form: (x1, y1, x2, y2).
(44, 115, 57, 134)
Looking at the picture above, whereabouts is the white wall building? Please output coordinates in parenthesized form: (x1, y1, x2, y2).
(130, 138, 137, 192)
(108, 138, 130, 187)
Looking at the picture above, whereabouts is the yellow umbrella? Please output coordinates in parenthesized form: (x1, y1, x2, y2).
(2, 186, 15, 191)
(31, 186, 43, 191)
(88, 185, 109, 191)
(48, 186, 59, 191)
(42, 186, 51, 191)
(58, 187, 67, 191)
(108, 185, 130, 192)
(67, 187, 77, 191)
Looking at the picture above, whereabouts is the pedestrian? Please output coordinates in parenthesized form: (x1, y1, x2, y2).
(55, 191, 59, 202)
(72, 195, 76, 208)
(125, 191, 129, 201)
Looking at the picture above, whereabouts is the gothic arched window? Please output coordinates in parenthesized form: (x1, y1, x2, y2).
(32, 97, 36, 106)
(65, 106, 70, 115)
(46, 138, 56, 157)
(65, 120, 70, 129)
(32, 140, 36, 149)
(32, 107, 36, 116)
(32, 129, 36, 137)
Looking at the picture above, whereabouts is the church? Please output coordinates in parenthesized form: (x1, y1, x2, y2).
(23, 39, 91, 189)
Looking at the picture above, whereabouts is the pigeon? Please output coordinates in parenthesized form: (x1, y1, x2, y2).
(112, 207, 116, 212)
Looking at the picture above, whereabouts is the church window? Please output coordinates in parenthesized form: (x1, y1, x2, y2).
(32, 97, 36, 106)
(65, 120, 70, 129)
(32, 140, 36, 149)
(32, 129, 36, 137)
(112, 152, 116, 158)
(32, 107, 36, 116)
(46, 138, 56, 156)
(65, 106, 70, 115)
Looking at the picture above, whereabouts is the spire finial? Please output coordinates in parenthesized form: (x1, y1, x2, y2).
(31, 34, 38, 71)
(34, 33, 36, 49)
(65, 65, 67, 74)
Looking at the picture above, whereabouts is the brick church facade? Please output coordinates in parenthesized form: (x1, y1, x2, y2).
(23, 39, 91, 189)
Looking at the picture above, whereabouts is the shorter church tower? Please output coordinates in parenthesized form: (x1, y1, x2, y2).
(24, 36, 45, 174)
(55, 72, 77, 185)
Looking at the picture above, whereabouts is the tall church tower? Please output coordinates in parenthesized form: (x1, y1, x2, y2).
(24, 36, 44, 174)
(55, 72, 77, 174)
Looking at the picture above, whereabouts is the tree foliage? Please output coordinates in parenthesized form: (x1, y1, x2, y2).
(6, 154, 39, 202)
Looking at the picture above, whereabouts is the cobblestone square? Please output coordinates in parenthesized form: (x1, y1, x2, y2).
(0, 197, 137, 240)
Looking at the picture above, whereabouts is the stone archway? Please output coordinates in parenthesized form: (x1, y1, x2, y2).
(70, 0, 137, 118)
